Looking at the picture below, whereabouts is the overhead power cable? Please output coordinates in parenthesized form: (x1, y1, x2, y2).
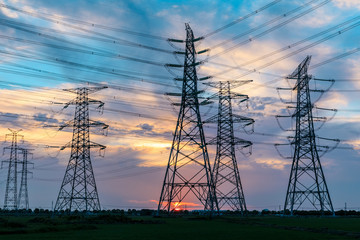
(0, 65, 172, 98)
(0, 34, 167, 67)
(2, 57, 175, 89)
(203, 0, 282, 38)
(311, 47, 360, 69)
(211, 15, 360, 77)
(0, 3, 168, 40)
(0, 48, 175, 88)
(233, 20, 360, 79)
(208, 0, 331, 60)
(234, 47, 360, 93)
(0, 18, 174, 54)
(210, 0, 320, 50)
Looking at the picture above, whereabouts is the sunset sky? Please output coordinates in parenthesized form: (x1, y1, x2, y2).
(0, 0, 359, 211)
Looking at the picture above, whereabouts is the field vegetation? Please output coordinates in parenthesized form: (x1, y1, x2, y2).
(0, 210, 360, 239)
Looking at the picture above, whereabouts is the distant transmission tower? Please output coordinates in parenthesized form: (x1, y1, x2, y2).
(281, 56, 334, 215)
(54, 86, 108, 212)
(204, 81, 254, 214)
(18, 149, 33, 210)
(1, 129, 23, 210)
(158, 23, 217, 213)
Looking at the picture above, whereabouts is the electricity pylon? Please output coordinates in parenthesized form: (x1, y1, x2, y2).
(18, 149, 33, 210)
(54, 86, 108, 212)
(282, 56, 334, 215)
(158, 23, 217, 214)
(1, 129, 23, 210)
(204, 81, 254, 214)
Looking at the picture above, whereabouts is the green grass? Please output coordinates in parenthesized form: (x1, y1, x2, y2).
(1, 215, 360, 240)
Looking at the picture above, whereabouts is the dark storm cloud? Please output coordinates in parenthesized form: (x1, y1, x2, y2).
(33, 113, 58, 123)
(136, 123, 154, 131)
(1, 112, 20, 121)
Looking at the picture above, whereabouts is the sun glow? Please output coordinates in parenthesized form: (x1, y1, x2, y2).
(172, 202, 182, 211)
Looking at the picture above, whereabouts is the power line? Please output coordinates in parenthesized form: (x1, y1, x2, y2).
(0, 65, 174, 98)
(210, 0, 320, 50)
(211, 15, 360, 77)
(203, 0, 282, 38)
(1, 57, 174, 89)
(311, 47, 360, 69)
(233, 20, 360, 79)
(208, 0, 331, 60)
(0, 18, 174, 54)
(0, 3, 168, 41)
(0, 34, 167, 67)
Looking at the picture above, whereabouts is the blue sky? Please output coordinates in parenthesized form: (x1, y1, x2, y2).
(0, 0, 359, 211)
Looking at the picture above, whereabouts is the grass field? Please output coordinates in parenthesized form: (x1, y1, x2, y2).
(1, 214, 360, 240)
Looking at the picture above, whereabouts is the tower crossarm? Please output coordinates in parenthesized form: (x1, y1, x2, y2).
(232, 114, 255, 125)
(63, 86, 108, 94)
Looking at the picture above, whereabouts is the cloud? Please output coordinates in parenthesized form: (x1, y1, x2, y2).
(334, 0, 360, 9)
(0, 0, 358, 211)
(296, 7, 334, 28)
(136, 123, 154, 131)
(128, 199, 156, 205)
(342, 139, 360, 152)
(254, 158, 291, 170)
(33, 113, 58, 123)
(0, 0, 19, 18)
(0, 112, 20, 121)
(347, 58, 360, 86)
(316, 91, 349, 109)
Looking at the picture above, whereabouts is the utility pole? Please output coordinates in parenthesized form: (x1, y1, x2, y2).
(18, 148, 33, 210)
(54, 86, 108, 212)
(281, 56, 334, 215)
(204, 80, 254, 214)
(345, 202, 347, 216)
(2, 129, 23, 210)
(158, 23, 217, 214)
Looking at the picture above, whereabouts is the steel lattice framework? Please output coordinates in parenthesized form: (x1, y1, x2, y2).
(55, 87, 107, 212)
(283, 56, 334, 215)
(204, 81, 254, 213)
(158, 23, 217, 214)
(18, 149, 32, 210)
(2, 129, 23, 210)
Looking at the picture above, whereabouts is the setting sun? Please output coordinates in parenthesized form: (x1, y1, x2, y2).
(172, 202, 182, 211)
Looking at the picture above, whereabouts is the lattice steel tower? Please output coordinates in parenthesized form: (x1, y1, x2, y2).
(18, 149, 32, 210)
(158, 23, 217, 213)
(55, 87, 107, 212)
(2, 129, 23, 210)
(204, 81, 254, 213)
(283, 56, 334, 215)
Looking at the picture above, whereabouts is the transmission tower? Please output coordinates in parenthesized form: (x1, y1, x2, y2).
(158, 23, 217, 214)
(54, 86, 108, 212)
(1, 129, 23, 210)
(282, 56, 334, 215)
(204, 81, 254, 214)
(18, 149, 33, 210)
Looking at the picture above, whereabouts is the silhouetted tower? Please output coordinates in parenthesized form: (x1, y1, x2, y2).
(55, 86, 107, 212)
(204, 81, 254, 213)
(18, 149, 33, 210)
(283, 56, 334, 215)
(158, 23, 217, 213)
(2, 129, 23, 210)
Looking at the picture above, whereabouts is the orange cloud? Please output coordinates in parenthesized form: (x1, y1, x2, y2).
(255, 158, 291, 170)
